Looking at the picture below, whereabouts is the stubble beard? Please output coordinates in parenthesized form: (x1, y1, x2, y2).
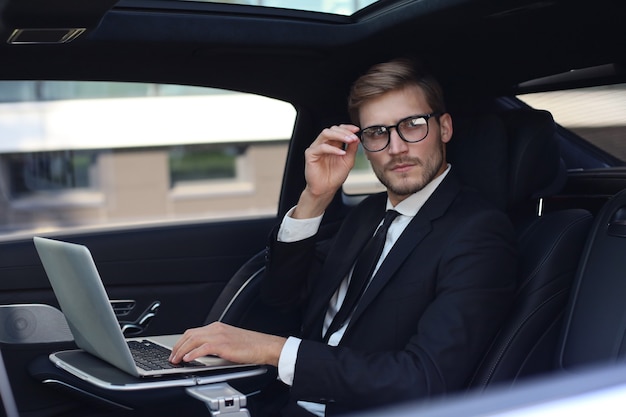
(372, 141, 445, 200)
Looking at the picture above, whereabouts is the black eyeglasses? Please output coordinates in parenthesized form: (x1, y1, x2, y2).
(357, 113, 442, 152)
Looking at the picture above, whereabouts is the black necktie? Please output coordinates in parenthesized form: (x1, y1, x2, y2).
(324, 209, 400, 341)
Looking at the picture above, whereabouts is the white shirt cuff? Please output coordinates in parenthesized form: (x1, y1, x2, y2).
(277, 336, 301, 386)
(277, 206, 323, 242)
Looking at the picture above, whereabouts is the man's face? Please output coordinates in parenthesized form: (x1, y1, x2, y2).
(358, 85, 453, 206)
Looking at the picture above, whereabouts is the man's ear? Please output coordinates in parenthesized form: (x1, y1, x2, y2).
(439, 113, 453, 144)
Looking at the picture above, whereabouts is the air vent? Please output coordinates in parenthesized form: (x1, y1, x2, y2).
(7, 28, 85, 44)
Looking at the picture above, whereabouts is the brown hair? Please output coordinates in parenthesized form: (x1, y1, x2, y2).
(347, 58, 446, 124)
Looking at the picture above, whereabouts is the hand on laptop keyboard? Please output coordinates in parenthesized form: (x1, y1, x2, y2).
(128, 340, 205, 371)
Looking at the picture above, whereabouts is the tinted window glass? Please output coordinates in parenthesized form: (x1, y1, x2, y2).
(518, 84, 626, 163)
(0, 81, 295, 235)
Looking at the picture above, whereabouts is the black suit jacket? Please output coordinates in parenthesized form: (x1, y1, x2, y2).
(263, 171, 516, 416)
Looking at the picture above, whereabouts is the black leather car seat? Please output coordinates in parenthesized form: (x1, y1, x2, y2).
(556, 187, 626, 372)
(204, 249, 301, 337)
(204, 250, 266, 325)
(453, 109, 593, 390)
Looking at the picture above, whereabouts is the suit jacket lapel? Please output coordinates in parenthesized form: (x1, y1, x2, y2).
(303, 194, 387, 338)
(347, 174, 462, 333)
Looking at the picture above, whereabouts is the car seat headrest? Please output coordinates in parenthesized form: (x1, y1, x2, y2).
(503, 109, 566, 209)
(448, 109, 565, 213)
(447, 113, 509, 211)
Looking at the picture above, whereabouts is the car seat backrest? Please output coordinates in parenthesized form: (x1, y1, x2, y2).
(204, 250, 266, 325)
(457, 109, 592, 390)
(204, 249, 300, 336)
(557, 188, 626, 370)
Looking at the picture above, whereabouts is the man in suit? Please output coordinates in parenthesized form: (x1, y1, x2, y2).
(170, 58, 516, 416)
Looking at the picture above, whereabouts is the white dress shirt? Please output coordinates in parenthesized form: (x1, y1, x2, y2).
(276, 165, 451, 416)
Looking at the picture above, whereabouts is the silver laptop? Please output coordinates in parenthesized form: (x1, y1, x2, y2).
(33, 236, 248, 378)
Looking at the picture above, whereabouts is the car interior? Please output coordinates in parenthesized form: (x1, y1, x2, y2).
(1, 0, 626, 416)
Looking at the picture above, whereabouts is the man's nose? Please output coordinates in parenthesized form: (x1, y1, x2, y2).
(388, 128, 408, 154)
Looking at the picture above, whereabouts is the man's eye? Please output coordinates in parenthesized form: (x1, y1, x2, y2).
(369, 127, 387, 137)
(405, 117, 427, 128)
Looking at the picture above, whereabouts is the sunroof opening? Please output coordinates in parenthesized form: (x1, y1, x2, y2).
(180, 0, 379, 15)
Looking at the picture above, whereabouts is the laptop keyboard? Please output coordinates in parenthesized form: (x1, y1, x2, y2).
(128, 340, 206, 371)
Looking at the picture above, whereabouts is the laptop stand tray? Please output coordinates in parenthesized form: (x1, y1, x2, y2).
(49, 349, 265, 391)
(37, 349, 266, 416)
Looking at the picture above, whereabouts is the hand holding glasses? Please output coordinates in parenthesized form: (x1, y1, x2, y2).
(357, 113, 442, 152)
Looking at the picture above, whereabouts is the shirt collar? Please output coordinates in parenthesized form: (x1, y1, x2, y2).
(386, 163, 451, 217)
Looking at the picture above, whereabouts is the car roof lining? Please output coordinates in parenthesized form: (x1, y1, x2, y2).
(1, 0, 625, 114)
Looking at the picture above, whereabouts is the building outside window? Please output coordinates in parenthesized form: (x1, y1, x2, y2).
(0, 81, 295, 235)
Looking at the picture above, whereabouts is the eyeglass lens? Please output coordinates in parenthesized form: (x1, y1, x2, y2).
(360, 115, 430, 152)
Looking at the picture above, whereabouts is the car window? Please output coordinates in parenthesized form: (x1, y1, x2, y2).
(343, 147, 385, 195)
(518, 84, 626, 165)
(0, 81, 295, 236)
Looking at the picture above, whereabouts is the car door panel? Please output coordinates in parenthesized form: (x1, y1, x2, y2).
(0, 216, 277, 417)
(1, 216, 276, 329)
